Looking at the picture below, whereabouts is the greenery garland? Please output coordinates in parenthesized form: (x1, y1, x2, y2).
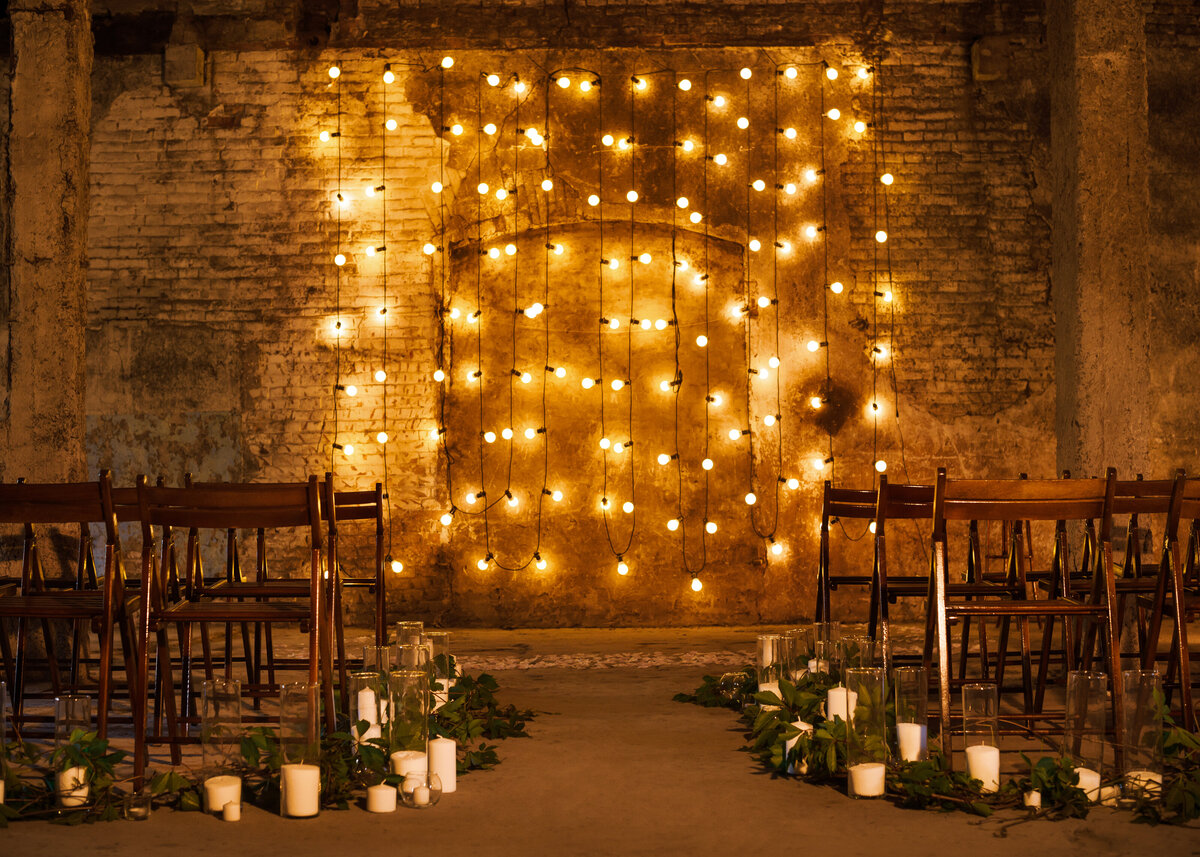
(0, 670, 534, 826)
(675, 668, 1200, 826)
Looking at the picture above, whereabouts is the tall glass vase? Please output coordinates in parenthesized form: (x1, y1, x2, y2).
(388, 668, 430, 782)
(1121, 669, 1163, 797)
(349, 671, 388, 747)
(279, 682, 321, 818)
(893, 666, 928, 762)
(201, 678, 243, 814)
(962, 683, 999, 793)
(422, 631, 454, 710)
(55, 694, 92, 808)
(756, 634, 785, 702)
(1064, 670, 1107, 801)
(845, 667, 887, 798)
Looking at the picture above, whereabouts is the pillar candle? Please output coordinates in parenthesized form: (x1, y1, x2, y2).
(1024, 790, 1041, 808)
(1075, 766, 1101, 801)
(965, 744, 1000, 793)
(0, 780, 5, 805)
(356, 687, 379, 724)
(203, 774, 242, 814)
(896, 722, 927, 762)
(366, 784, 397, 813)
(429, 737, 457, 794)
(807, 658, 830, 674)
(280, 763, 321, 817)
(433, 680, 450, 710)
(413, 785, 432, 806)
(785, 719, 813, 775)
(1125, 769, 1162, 792)
(390, 750, 428, 778)
(56, 766, 90, 807)
(825, 687, 858, 722)
(848, 762, 886, 798)
(356, 723, 383, 745)
(222, 801, 241, 822)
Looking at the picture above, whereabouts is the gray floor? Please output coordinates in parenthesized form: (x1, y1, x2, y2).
(5, 627, 1198, 855)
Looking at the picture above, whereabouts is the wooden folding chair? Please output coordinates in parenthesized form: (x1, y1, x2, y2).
(872, 477, 934, 674)
(815, 482, 876, 623)
(927, 469, 1124, 764)
(133, 476, 332, 781)
(0, 472, 138, 738)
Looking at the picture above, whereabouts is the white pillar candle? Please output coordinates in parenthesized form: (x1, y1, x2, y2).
(965, 744, 1000, 793)
(784, 719, 813, 775)
(1100, 785, 1120, 806)
(413, 785, 431, 806)
(56, 766, 90, 807)
(402, 773, 422, 795)
(356, 723, 383, 745)
(1074, 766, 1101, 801)
(356, 687, 379, 724)
(429, 737, 457, 794)
(0, 780, 5, 805)
(280, 763, 321, 818)
(203, 774, 242, 814)
(222, 801, 241, 822)
(366, 784, 397, 813)
(825, 687, 858, 722)
(807, 658, 830, 674)
(1125, 769, 1163, 792)
(896, 722, 927, 762)
(758, 680, 781, 700)
(1023, 790, 1041, 808)
(848, 762, 886, 797)
(433, 679, 450, 710)
(390, 750, 428, 778)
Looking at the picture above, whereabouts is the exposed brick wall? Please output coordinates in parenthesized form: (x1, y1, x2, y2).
(1, 0, 1191, 625)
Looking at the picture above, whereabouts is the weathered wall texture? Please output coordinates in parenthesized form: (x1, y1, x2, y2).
(2, 1, 1196, 625)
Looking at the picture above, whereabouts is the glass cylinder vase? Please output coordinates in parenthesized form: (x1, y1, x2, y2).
(388, 668, 430, 779)
(200, 678, 243, 814)
(756, 634, 785, 701)
(362, 645, 391, 676)
(394, 620, 424, 648)
(1121, 669, 1163, 797)
(349, 671, 388, 747)
(393, 642, 430, 671)
(783, 627, 813, 682)
(422, 631, 454, 710)
(839, 635, 877, 671)
(1064, 670, 1107, 801)
(845, 667, 887, 798)
(810, 621, 840, 677)
(893, 666, 928, 762)
(962, 683, 999, 793)
(55, 694, 92, 808)
(279, 682, 321, 818)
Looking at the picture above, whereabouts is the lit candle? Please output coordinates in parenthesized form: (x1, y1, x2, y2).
(896, 722, 927, 762)
(390, 749, 428, 778)
(825, 687, 858, 722)
(1074, 766, 1101, 801)
(965, 744, 1000, 793)
(785, 719, 812, 775)
(366, 784, 398, 813)
(280, 763, 321, 817)
(848, 762, 886, 797)
(429, 737, 457, 794)
(56, 766, 90, 807)
(222, 801, 241, 821)
(203, 774, 242, 814)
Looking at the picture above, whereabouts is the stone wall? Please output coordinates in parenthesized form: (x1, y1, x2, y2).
(2, 0, 1196, 626)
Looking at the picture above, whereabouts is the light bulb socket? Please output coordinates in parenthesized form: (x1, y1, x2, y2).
(511, 369, 522, 377)
(537, 427, 547, 434)
(332, 443, 344, 450)
(504, 490, 513, 499)
(542, 488, 553, 496)
(748, 368, 759, 376)
(599, 317, 610, 324)
(630, 317, 641, 324)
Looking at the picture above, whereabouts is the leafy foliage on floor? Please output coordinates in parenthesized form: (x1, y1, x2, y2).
(0, 670, 534, 825)
(676, 669, 1200, 826)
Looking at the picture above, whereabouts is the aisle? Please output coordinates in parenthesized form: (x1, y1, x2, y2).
(4, 629, 1196, 855)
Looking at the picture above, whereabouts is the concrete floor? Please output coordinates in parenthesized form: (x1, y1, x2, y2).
(5, 627, 1198, 855)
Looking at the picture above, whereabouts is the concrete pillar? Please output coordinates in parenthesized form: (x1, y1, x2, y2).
(4, 0, 91, 482)
(1049, 0, 1151, 479)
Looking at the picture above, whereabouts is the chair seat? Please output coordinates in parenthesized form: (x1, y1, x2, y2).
(157, 600, 311, 623)
(201, 579, 311, 597)
(946, 598, 1105, 617)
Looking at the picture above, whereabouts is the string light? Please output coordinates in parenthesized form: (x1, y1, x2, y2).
(830, 281, 844, 294)
(827, 108, 841, 120)
(377, 431, 389, 444)
(678, 79, 692, 91)
(328, 66, 340, 79)
(880, 172, 894, 185)
(690, 576, 703, 592)
(696, 335, 708, 347)
(745, 492, 757, 505)
(667, 518, 680, 531)
(705, 520, 718, 534)
(701, 458, 713, 470)
(875, 230, 888, 243)
(487, 73, 500, 86)
(875, 459, 888, 473)
(854, 120, 867, 133)
(617, 560, 629, 576)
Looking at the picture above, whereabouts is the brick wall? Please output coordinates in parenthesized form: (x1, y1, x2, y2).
(8, 0, 1190, 626)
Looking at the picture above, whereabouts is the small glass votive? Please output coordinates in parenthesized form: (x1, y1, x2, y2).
(124, 790, 152, 820)
(962, 683, 999, 793)
(716, 672, 750, 706)
(399, 771, 442, 809)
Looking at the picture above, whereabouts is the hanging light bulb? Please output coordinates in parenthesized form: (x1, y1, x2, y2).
(830, 281, 844, 294)
(689, 212, 702, 224)
(622, 501, 634, 514)
(423, 243, 437, 255)
(764, 414, 777, 426)
(705, 520, 718, 534)
(484, 431, 497, 443)
(739, 67, 752, 79)
(450, 123, 463, 135)
(681, 139, 695, 152)
(783, 127, 797, 139)
(611, 379, 625, 391)
(542, 178, 554, 191)
(552, 490, 563, 502)
(690, 576, 703, 592)
(655, 318, 668, 330)
(536, 556, 548, 570)
(696, 335, 708, 347)
(807, 339, 821, 352)
(477, 558, 489, 571)
(884, 290, 894, 302)
(524, 427, 537, 440)
(728, 428, 741, 440)
(881, 172, 894, 185)
(383, 69, 395, 84)
(710, 393, 723, 406)
(749, 239, 761, 252)
(617, 560, 629, 576)
(875, 230, 888, 243)
(771, 541, 783, 556)
(501, 428, 513, 440)
(712, 95, 726, 108)
(678, 78, 692, 91)
(328, 65, 341, 79)
(667, 518, 680, 532)
(428, 427, 440, 440)
(854, 120, 867, 133)
(334, 253, 346, 266)
(599, 436, 611, 449)
(745, 493, 757, 505)
(466, 491, 478, 504)
(581, 377, 595, 389)
(505, 243, 517, 256)
(375, 369, 387, 382)
(737, 117, 749, 130)
(812, 457, 826, 471)
(875, 460, 888, 473)
(702, 458, 713, 470)
(440, 512, 453, 527)
(638, 252, 652, 265)
(657, 453, 671, 465)
(484, 123, 497, 135)
(588, 194, 600, 207)
(768, 356, 780, 369)
(319, 130, 331, 142)
(784, 67, 798, 79)
(440, 56, 454, 69)
(496, 188, 508, 200)
(488, 247, 501, 259)
(805, 168, 820, 183)
(478, 182, 489, 194)
(580, 79, 592, 92)
(827, 108, 841, 120)
(344, 385, 358, 397)
(713, 153, 727, 165)
(391, 557, 404, 572)
(858, 67, 870, 79)
(556, 76, 570, 89)
(810, 395, 823, 409)
(377, 431, 389, 444)
(514, 80, 527, 94)
(633, 76, 647, 90)
(784, 183, 797, 195)
(805, 225, 819, 239)
(555, 367, 566, 378)
(626, 190, 639, 203)
(787, 477, 800, 489)
(343, 443, 355, 456)
(825, 66, 839, 80)
(507, 492, 519, 507)
(659, 380, 671, 392)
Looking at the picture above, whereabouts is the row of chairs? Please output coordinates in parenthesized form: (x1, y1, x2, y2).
(817, 468, 1199, 758)
(0, 472, 387, 781)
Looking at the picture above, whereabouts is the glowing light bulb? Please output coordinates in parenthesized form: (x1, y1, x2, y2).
(582, 377, 595, 389)
(737, 117, 749, 129)
(626, 190, 639, 203)
(713, 153, 727, 165)
(764, 414, 777, 426)
(602, 134, 614, 147)
(728, 428, 741, 440)
(486, 73, 500, 86)
(495, 188, 508, 201)
(689, 212, 702, 224)
(655, 318, 667, 330)
(345, 385, 358, 397)
(682, 140, 695, 152)
(377, 431, 389, 444)
(599, 437, 611, 449)
(807, 340, 820, 352)
(428, 427, 440, 441)
(710, 393, 723, 406)
(608, 316, 620, 327)
(375, 369, 387, 382)
(827, 108, 841, 120)
(365, 185, 376, 198)
(679, 78, 692, 91)
(639, 318, 651, 331)
(483, 123, 497, 135)
(677, 260, 689, 271)
(637, 252, 651, 265)
(869, 522, 877, 534)
(858, 67, 870, 79)
(875, 460, 887, 473)
(830, 281, 844, 294)
(691, 577, 703, 592)
(617, 561, 629, 576)
(881, 173, 894, 186)
(484, 431, 496, 443)
(854, 120, 867, 133)
(771, 542, 783, 556)
(466, 491, 477, 504)
(757, 296, 771, 309)
(524, 428, 537, 440)
(739, 67, 752, 80)
(884, 290, 893, 302)
(658, 453, 671, 465)
(580, 80, 592, 92)
(390, 558, 404, 575)
(667, 518, 680, 531)
(713, 95, 726, 108)
(536, 557, 548, 570)
(756, 368, 768, 381)
(507, 493, 518, 507)
(696, 335, 708, 347)
(505, 243, 517, 256)
(634, 77, 647, 90)
(478, 182, 489, 194)
(343, 443, 355, 456)
(805, 225, 819, 239)
(554, 367, 566, 378)
(875, 230, 888, 243)
(440, 513, 453, 527)
(752, 179, 765, 192)
(514, 81, 527, 94)
(876, 345, 889, 359)
(785, 67, 798, 79)
(501, 428, 513, 440)
(488, 247, 500, 259)
(826, 66, 838, 81)
(334, 253, 346, 266)
(787, 478, 800, 489)
(677, 197, 689, 209)
(784, 183, 797, 195)
(745, 493, 757, 505)
(423, 243, 437, 255)
(810, 395, 823, 409)
(431, 181, 443, 193)
(622, 501, 634, 514)
(812, 457, 825, 471)
(450, 123, 463, 135)
(440, 56, 454, 69)
(319, 131, 330, 142)
(805, 168, 819, 183)
(749, 239, 761, 252)
(328, 66, 341, 79)
(611, 379, 624, 391)
(557, 76, 570, 89)
(702, 458, 713, 471)
(705, 520, 718, 534)
(553, 244, 564, 255)
(477, 558, 489, 571)
(383, 70, 395, 84)
(552, 490, 563, 501)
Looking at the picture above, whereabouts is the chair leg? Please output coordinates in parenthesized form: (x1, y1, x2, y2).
(1168, 542, 1196, 731)
(0, 617, 15, 695)
(159, 624, 183, 766)
(40, 617, 64, 696)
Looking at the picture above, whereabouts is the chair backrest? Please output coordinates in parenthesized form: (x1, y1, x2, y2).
(0, 476, 114, 536)
(933, 468, 1116, 538)
(822, 481, 876, 525)
(875, 477, 933, 525)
